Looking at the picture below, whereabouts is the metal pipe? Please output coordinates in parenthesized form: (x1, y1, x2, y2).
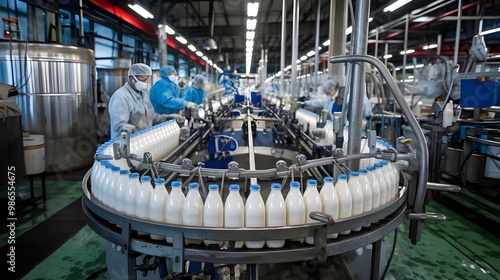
(374, 29, 379, 58)
(247, 117, 257, 185)
(314, 0, 321, 92)
(290, 0, 300, 101)
(453, 0, 463, 67)
(280, 0, 287, 94)
(437, 34, 442, 56)
(329, 54, 428, 216)
(402, 14, 409, 86)
(79, 0, 84, 46)
(384, 43, 388, 66)
(346, 0, 371, 171)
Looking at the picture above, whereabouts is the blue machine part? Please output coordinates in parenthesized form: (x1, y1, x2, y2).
(207, 133, 239, 155)
(460, 79, 499, 108)
(234, 94, 245, 103)
(251, 91, 262, 105)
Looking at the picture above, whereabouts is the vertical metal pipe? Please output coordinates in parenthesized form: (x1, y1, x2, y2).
(437, 34, 442, 56)
(290, 0, 300, 101)
(453, 0, 463, 66)
(384, 42, 389, 66)
(328, 0, 348, 84)
(158, 25, 168, 66)
(374, 29, 379, 57)
(280, 0, 287, 94)
(402, 14, 409, 86)
(247, 117, 257, 185)
(79, 0, 85, 46)
(314, 0, 321, 91)
(346, 0, 370, 170)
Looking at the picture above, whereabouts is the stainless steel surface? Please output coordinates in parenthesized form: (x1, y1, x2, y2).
(466, 135, 500, 148)
(97, 68, 128, 97)
(328, 0, 348, 82)
(247, 116, 257, 185)
(313, 0, 321, 91)
(426, 182, 461, 192)
(454, 0, 463, 66)
(280, 0, 286, 94)
(0, 42, 97, 172)
(290, 0, 299, 101)
(346, 0, 371, 171)
(158, 25, 168, 66)
(329, 54, 429, 242)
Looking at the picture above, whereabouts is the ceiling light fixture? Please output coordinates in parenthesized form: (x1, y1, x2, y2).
(383, 0, 412, 13)
(246, 40, 254, 48)
(246, 31, 255, 40)
(423, 44, 438, 50)
(400, 49, 415, 54)
(383, 54, 393, 59)
(196, 51, 204, 57)
(307, 50, 316, 57)
(164, 24, 175, 35)
(188, 45, 197, 52)
(128, 4, 154, 19)
(247, 2, 259, 17)
(202, 56, 208, 61)
(322, 40, 330, 46)
(300, 55, 308, 61)
(247, 19, 257, 30)
(175, 36, 187, 44)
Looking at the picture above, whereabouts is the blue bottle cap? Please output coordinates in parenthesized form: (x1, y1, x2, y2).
(120, 169, 129, 175)
(111, 166, 120, 172)
(359, 168, 368, 174)
(338, 174, 348, 180)
(106, 164, 114, 169)
(367, 166, 375, 171)
(208, 184, 219, 190)
(271, 183, 281, 189)
(171, 181, 181, 188)
(188, 182, 199, 189)
(250, 184, 261, 191)
(324, 177, 334, 183)
(350, 172, 359, 177)
(141, 175, 151, 182)
(307, 179, 317, 185)
(154, 178, 165, 184)
(229, 184, 240, 190)
(129, 172, 139, 179)
(374, 163, 382, 168)
(290, 181, 300, 188)
(381, 160, 388, 165)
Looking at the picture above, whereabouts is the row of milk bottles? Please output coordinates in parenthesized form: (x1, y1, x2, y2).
(90, 160, 399, 248)
(95, 120, 180, 170)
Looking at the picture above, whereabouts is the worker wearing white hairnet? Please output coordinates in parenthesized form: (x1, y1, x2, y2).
(150, 65, 198, 115)
(108, 63, 183, 138)
(181, 74, 206, 105)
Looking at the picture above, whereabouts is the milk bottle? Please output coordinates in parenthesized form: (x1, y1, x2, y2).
(224, 184, 245, 249)
(285, 181, 305, 243)
(123, 172, 140, 217)
(203, 184, 224, 247)
(106, 166, 121, 208)
(335, 174, 352, 235)
(319, 177, 339, 239)
(373, 163, 388, 205)
(265, 183, 286, 248)
(149, 178, 169, 240)
(358, 169, 373, 213)
(245, 184, 266, 249)
(183, 182, 204, 245)
(136, 176, 153, 235)
(303, 179, 323, 244)
(114, 169, 130, 213)
(366, 166, 381, 209)
(348, 172, 364, 232)
(98, 163, 114, 203)
(165, 181, 185, 243)
(380, 161, 395, 202)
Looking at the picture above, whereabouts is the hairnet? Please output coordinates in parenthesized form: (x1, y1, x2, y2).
(322, 80, 338, 95)
(193, 74, 206, 85)
(160, 65, 176, 78)
(128, 63, 152, 77)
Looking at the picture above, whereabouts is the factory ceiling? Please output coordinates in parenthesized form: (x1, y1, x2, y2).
(81, 0, 500, 73)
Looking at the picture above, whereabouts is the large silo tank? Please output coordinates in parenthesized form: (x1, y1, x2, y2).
(0, 42, 97, 172)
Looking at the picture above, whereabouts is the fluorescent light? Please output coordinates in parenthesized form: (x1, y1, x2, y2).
(346, 26, 353, 35)
(322, 40, 330, 46)
(300, 55, 308, 61)
(369, 17, 373, 22)
(400, 49, 415, 55)
(247, 19, 257, 30)
(307, 50, 316, 57)
(246, 31, 255, 40)
(208, 60, 213, 65)
(246, 47, 253, 53)
(246, 53, 253, 58)
(164, 24, 175, 35)
(202, 56, 208, 61)
(196, 51, 203, 57)
(175, 36, 187, 44)
(395, 64, 424, 71)
(128, 4, 154, 19)
(318, 46, 322, 50)
(188, 44, 197, 51)
(247, 2, 259, 17)
(383, 0, 412, 12)
(480, 27, 500, 36)
(383, 54, 393, 59)
(423, 44, 438, 50)
(246, 40, 254, 48)
(296, 59, 301, 63)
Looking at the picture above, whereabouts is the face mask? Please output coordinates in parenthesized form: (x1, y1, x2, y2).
(133, 76, 148, 92)
(168, 74, 178, 84)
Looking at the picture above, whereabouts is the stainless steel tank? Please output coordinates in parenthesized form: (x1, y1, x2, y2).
(0, 42, 97, 172)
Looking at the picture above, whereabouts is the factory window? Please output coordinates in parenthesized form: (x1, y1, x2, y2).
(0, 0, 28, 41)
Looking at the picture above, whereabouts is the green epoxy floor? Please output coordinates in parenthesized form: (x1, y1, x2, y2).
(5, 172, 500, 280)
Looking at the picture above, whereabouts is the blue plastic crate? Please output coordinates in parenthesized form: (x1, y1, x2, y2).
(460, 79, 499, 108)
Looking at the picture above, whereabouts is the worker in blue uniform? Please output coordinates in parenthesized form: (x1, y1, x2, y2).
(181, 74, 206, 105)
(150, 65, 198, 115)
(108, 63, 182, 139)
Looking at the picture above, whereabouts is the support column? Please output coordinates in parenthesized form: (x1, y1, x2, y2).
(158, 25, 168, 66)
(290, 0, 300, 101)
(328, 0, 348, 86)
(314, 0, 321, 91)
(280, 0, 287, 94)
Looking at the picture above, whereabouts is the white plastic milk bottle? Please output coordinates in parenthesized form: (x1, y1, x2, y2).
(114, 169, 130, 213)
(266, 183, 286, 248)
(165, 181, 185, 244)
(319, 177, 339, 239)
(286, 181, 305, 243)
(149, 178, 169, 240)
(374, 163, 388, 205)
(303, 179, 323, 245)
(136, 175, 153, 236)
(366, 166, 381, 209)
(183, 182, 204, 245)
(335, 174, 352, 235)
(245, 184, 266, 249)
(348, 172, 364, 232)
(224, 184, 245, 249)
(203, 184, 224, 247)
(123, 172, 140, 217)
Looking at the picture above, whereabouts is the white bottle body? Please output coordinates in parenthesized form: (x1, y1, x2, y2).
(265, 185, 286, 248)
(320, 178, 339, 239)
(165, 184, 185, 244)
(149, 180, 169, 240)
(348, 173, 364, 232)
(224, 186, 245, 249)
(442, 101, 454, 128)
(183, 184, 204, 245)
(375, 165, 388, 205)
(114, 171, 129, 213)
(335, 175, 352, 235)
(203, 186, 224, 247)
(245, 186, 266, 249)
(285, 183, 305, 243)
(135, 177, 153, 236)
(123, 173, 140, 217)
(303, 180, 322, 244)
